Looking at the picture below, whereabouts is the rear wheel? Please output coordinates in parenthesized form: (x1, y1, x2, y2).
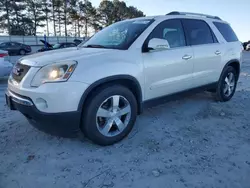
(19, 49, 26, 55)
(215, 66, 238, 102)
(81, 85, 137, 146)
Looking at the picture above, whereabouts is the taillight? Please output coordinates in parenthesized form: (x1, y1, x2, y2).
(0, 53, 8, 58)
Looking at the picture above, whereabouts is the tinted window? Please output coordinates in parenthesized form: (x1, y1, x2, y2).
(10, 42, 19, 47)
(182, 19, 214, 45)
(148, 19, 186, 48)
(65, 43, 76, 47)
(213, 22, 238, 42)
(0, 43, 7, 47)
(14, 42, 21, 46)
(53, 44, 61, 49)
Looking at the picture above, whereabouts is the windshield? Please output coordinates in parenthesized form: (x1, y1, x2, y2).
(79, 19, 154, 50)
(53, 44, 61, 49)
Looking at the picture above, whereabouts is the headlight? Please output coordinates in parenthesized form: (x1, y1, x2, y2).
(31, 61, 77, 87)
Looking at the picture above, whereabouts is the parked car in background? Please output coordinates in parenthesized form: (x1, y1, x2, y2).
(0, 42, 31, 55)
(73, 39, 83, 45)
(246, 43, 250, 51)
(243, 41, 250, 50)
(38, 40, 77, 52)
(0, 50, 13, 79)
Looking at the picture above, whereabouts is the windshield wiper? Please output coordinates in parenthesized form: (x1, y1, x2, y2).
(84, 44, 106, 48)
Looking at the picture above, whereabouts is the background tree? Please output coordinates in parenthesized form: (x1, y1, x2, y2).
(9, 0, 29, 35)
(0, 0, 12, 34)
(0, 0, 145, 37)
(51, 0, 57, 36)
(98, 0, 115, 26)
(69, 0, 80, 37)
(54, 0, 64, 36)
(98, 0, 145, 27)
(79, 0, 96, 37)
(41, 0, 51, 36)
(26, 0, 46, 35)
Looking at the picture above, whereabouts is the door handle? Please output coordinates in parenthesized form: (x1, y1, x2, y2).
(182, 54, 192, 60)
(215, 50, 221, 55)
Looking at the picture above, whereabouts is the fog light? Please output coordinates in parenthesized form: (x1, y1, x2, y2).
(35, 98, 48, 110)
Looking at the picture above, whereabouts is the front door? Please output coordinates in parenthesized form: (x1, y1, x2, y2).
(142, 19, 194, 100)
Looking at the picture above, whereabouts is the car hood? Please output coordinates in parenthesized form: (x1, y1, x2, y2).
(19, 47, 116, 67)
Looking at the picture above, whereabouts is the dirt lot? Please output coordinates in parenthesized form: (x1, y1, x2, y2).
(1, 53, 250, 188)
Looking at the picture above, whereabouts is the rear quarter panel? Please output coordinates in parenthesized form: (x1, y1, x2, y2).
(206, 19, 242, 80)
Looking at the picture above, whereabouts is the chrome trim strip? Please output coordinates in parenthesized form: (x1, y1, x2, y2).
(6, 89, 33, 106)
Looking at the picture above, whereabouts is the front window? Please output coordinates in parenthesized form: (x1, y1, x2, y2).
(53, 44, 61, 49)
(147, 19, 186, 48)
(79, 19, 154, 50)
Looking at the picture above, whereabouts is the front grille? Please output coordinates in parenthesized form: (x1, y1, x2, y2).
(11, 62, 31, 83)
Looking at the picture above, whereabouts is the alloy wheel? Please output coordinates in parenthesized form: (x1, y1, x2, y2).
(96, 95, 131, 137)
(223, 72, 236, 97)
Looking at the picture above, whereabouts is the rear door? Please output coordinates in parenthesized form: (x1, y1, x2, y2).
(182, 19, 222, 87)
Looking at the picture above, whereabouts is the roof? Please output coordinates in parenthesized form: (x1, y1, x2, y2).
(131, 11, 225, 22)
(166, 11, 222, 20)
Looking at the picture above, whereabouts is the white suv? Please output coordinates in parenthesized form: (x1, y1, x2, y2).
(6, 12, 243, 145)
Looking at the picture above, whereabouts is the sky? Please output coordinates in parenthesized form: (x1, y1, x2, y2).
(92, 0, 250, 42)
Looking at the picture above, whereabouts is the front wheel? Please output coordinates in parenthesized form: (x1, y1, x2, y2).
(81, 85, 137, 146)
(215, 66, 238, 102)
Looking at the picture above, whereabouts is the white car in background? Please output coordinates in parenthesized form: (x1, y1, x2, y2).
(0, 50, 13, 79)
(246, 43, 250, 51)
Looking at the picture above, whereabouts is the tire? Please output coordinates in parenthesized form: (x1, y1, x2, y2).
(215, 66, 238, 102)
(81, 85, 137, 146)
(19, 49, 26, 55)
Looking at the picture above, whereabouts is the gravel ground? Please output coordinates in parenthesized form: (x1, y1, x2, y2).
(1, 53, 250, 188)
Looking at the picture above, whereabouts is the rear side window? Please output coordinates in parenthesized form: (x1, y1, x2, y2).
(182, 19, 215, 46)
(11, 42, 20, 47)
(213, 22, 238, 42)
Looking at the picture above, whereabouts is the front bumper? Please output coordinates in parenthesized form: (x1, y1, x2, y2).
(6, 89, 81, 137)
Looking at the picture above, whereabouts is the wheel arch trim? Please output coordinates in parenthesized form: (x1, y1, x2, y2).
(222, 59, 241, 80)
(77, 75, 143, 113)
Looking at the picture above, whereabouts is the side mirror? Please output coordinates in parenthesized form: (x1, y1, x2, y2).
(148, 38, 170, 51)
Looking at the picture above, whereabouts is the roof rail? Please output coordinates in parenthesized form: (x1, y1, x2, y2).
(166, 11, 221, 20)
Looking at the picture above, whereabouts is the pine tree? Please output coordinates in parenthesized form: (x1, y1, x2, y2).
(69, 0, 80, 37)
(0, 0, 12, 34)
(54, 0, 63, 36)
(26, 0, 46, 36)
(10, 0, 28, 35)
(51, 0, 57, 36)
(79, 0, 96, 37)
(41, 0, 51, 36)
